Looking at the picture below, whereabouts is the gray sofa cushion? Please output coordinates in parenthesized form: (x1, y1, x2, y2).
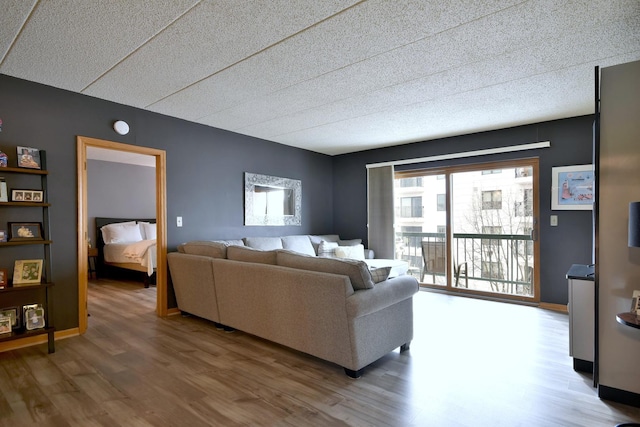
(277, 251, 374, 290)
(281, 235, 316, 256)
(244, 236, 284, 250)
(180, 241, 228, 258)
(227, 245, 277, 264)
(338, 238, 362, 246)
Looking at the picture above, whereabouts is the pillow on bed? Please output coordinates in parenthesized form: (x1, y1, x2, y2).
(100, 221, 136, 243)
(138, 222, 157, 240)
(101, 222, 143, 244)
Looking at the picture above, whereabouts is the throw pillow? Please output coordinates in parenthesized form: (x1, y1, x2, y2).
(309, 234, 340, 254)
(317, 240, 339, 257)
(369, 267, 391, 283)
(281, 235, 316, 256)
(334, 244, 365, 261)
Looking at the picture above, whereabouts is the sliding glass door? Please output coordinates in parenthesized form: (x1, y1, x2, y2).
(394, 159, 539, 302)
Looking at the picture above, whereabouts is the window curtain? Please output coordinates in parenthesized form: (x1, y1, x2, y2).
(367, 165, 395, 259)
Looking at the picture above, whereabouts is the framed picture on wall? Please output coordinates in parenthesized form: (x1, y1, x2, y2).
(551, 165, 594, 210)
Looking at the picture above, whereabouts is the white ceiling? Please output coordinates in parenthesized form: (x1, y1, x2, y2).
(2, 1, 639, 156)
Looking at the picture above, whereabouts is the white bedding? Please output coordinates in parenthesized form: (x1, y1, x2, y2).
(103, 239, 157, 276)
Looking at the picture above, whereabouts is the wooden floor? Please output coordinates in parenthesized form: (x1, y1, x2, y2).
(1, 279, 639, 426)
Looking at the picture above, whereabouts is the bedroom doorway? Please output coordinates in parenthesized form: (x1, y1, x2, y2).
(77, 136, 167, 334)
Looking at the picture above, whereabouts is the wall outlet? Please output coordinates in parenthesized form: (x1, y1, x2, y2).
(550, 215, 558, 226)
(177, 216, 182, 227)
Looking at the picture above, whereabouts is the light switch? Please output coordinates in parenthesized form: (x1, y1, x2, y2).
(550, 215, 558, 226)
(177, 216, 183, 227)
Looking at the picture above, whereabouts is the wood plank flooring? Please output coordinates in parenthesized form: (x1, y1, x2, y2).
(1, 279, 639, 426)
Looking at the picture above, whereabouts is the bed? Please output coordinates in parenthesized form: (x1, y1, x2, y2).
(95, 217, 157, 286)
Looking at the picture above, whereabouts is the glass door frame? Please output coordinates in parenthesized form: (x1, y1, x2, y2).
(395, 157, 540, 304)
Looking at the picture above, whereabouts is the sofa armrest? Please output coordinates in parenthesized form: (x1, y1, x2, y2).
(345, 275, 419, 318)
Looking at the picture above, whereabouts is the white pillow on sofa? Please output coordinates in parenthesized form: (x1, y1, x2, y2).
(334, 244, 365, 261)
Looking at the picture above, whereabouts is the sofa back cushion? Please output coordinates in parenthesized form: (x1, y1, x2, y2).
(227, 245, 277, 264)
(180, 241, 228, 259)
(277, 251, 374, 290)
(281, 235, 316, 256)
(244, 236, 284, 251)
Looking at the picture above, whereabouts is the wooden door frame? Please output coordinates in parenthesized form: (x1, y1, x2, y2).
(77, 136, 167, 334)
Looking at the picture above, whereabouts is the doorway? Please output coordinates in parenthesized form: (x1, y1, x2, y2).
(77, 136, 167, 334)
(394, 158, 540, 303)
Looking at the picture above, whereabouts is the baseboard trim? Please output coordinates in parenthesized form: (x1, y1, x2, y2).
(0, 327, 80, 353)
(539, 302, 568, 313)
(167, 307, 180, 316)
(599, 384, 640, 408)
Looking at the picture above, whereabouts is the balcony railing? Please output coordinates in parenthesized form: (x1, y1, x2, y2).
(395, 232, 534, 297)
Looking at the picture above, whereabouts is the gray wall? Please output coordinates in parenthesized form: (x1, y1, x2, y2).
(87, 159, 156, 245)
(0, 74, 334, 331)
(598, 60, 640, 399)
(333, 116, 595, 305)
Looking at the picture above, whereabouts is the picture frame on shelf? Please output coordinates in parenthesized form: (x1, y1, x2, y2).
(0, 307, 19, 329)
(8, 222, 43, 241)
(551, 164, 594, 210)
(11, 189, 43, 203)
(0, 316, 11, 335)
(16, 146, 41, 169)
(22, 303, 38, 328)
(12, 260, 43, 285)
(0, 268, 7, 288)
(0, 230, 6, 242)
(25, 305, 45, 330)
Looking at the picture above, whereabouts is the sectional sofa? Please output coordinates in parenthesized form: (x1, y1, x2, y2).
(167, 235, 419, 378)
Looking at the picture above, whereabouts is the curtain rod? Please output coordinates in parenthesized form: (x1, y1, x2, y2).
(365, 141, 551, 169)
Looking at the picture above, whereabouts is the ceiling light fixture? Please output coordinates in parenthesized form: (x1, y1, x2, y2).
(113, 120, 130, 135)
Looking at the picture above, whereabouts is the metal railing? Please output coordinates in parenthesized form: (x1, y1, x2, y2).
(395, 231, 534, 296)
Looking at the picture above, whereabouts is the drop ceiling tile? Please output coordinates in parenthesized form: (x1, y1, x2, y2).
(0, 0, 198, 91)
(84, 0, 360, 107)
(0, 1, 36, 62)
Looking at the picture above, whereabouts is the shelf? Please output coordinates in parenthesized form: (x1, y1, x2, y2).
(616, 312, 640, 329)
(0, 202, 50, 207)
(0, 166, 47, 175)
(0, 326, 54, 343)
(0, 240, 52, 247)
(0, 283, 54, 293)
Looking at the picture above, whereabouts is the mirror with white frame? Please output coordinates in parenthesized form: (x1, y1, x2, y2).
(244, 173, 301, 226)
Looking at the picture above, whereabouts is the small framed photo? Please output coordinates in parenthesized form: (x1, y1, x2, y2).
(0, 316, 11, 335)
(11, 189, 43, 203)
(0, 268, 7, 288)
(12, 259, 43, 285)
(9, 222, 43, 241)
(0, 230, 6, 242)
(22, 304, 38, 327)
(25, 306, 45, 330)
(0, 307, 19, 329)
(16, 146, 41, 169)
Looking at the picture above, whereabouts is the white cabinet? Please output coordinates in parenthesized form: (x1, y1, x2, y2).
(567, 265, 595, 373)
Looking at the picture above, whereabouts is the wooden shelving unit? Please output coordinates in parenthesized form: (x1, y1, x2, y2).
(0, 151, 54, 353)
